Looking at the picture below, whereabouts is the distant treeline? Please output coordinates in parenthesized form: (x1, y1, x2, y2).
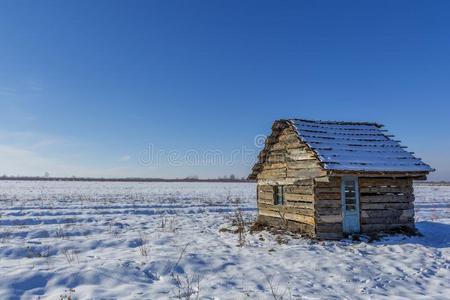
(414, 180, 450, 186)
(0, 176, 446, 185)
(0, 175, 253, 183)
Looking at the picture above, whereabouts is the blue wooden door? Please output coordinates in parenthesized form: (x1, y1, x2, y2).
(341, 177, 360, 234)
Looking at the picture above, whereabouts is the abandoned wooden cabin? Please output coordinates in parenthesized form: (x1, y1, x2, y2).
(248, 119, 434, 239)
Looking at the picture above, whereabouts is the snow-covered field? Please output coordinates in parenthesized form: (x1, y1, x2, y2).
(0, 181, 449, 300)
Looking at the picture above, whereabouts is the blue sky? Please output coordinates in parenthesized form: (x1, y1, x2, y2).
(0, 0, 449, 180)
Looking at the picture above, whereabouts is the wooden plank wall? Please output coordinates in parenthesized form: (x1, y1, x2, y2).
(314, 176, 415, 238)
(359, 177, 415, 232)
(256, 125, 326, 236)
(314, 177, 343, 239)
(256, 125, 326, 184)
(257, 181, 315, 235)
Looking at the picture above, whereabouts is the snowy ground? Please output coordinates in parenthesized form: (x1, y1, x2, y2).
(0, 181, 449, 300)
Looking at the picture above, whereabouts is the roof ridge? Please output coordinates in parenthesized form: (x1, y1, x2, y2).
(284, 118, 384, 128)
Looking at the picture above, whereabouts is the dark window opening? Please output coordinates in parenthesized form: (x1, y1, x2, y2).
(273, 186, 284, 205)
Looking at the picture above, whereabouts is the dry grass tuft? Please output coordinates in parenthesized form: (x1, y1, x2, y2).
(137, 232, 150, 258)
(61, 248, 79, 264)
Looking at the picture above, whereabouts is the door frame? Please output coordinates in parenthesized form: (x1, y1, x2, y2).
(341, 176, 361, 234)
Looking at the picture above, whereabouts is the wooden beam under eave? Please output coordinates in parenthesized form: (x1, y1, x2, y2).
(327, 170, 429, 179)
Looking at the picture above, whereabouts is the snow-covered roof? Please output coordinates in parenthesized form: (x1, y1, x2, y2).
(288, 119, 434, 173)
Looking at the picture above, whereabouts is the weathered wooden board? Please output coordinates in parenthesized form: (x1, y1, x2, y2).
(316, 223, 343, 234)
(315, 187, 341, 194)
(315, 207, 342, 215)
(257, 169, 286, 180)
(258, 191, 274, 202)
(361, 209, 414, 218)
(295, 178, 314, 186)
(258, 203, 314, 216)
(261, 163, 287, 170)
(257, 215, 315, 236)
(259, 208, 315, 225)
(286, 149, 315, 160)
(316, 193, 341, 200)
(360, 194, 414, 203)
(359, 178, 412, 188)
(360, 186, 414, 194)
(283, 185, 313, 194)
(314, 200, 341, 208)
(316, 214, 343, 223)
(284, 193, 315, 202)
(315, 177, 341, 188)
(288, 160, 322, 170)
(360, 202, 414, 210)
(284, 201, 315, 209)
(287, 168, 326, 179)
(258, 185, 273, 193)
(266, 155, 286, 163)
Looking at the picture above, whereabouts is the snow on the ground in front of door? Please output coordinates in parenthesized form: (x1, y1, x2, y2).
(0, 181, 449, 299)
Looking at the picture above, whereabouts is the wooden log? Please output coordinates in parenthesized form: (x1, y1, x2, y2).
(287, 168, 326, 179)
(266, 155, 286, 163)
(257, 215, 315, 236)
(258, 208, 315, 225)
(360, 194, 414, 203)
(360, 186, 414, 194)
(257, 197, 268, 204)
(315, 177, 340, 188)
(359, 178, 412, 188)
(360, 202, 414, 210)
(286, 149, 315, 160)
(316, 223, 343, 233)
(258, 178, 306, 185)
(316, 193, 341, 200)
(283, 185, 313, 195)
(258, 185, 273, 193)
(284, 201, 314, 209)
(284, 193, 315, 202)
(258, 199, 274, 205)
(258, 203, 314, 216)
(317, 214, 343, 223)
(257, 169, 286, 180)
(261, 163, 287, 170)
(315, 200, 341, 208)
(316, 207, 342, 215)
(258, 191, 273, 199)
(316, 232, 343, 240)
(314, 176, 331, 183)
(295, 178, 314, 186)
(315, 187, 341, 194)
(258, 197, 275, 203)
(288, 160, 321, 170)
(278, 133, 299, 143)
(361, 217, 414, 225)
(361, 209, 413, 218)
